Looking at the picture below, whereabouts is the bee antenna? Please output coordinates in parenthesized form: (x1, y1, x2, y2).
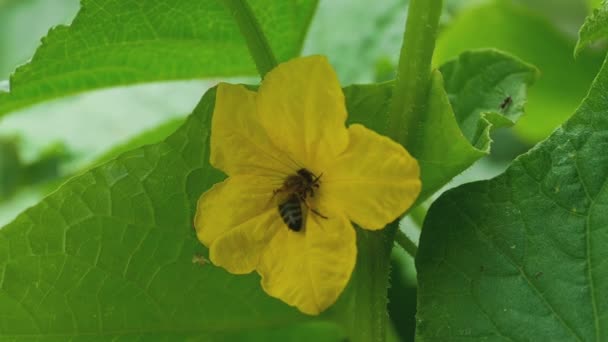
(314, 172, 324, 181)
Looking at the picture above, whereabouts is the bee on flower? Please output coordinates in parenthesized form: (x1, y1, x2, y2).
(194, 55, 421, 315)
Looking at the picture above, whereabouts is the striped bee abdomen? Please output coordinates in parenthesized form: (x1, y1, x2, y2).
(278, 195, 303, 232)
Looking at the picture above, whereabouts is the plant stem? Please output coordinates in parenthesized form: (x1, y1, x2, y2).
(394, 228, 418, 258)
(386, 0, 443, 148)
(222, 0, 278, 79)
(349, 227, 398, 342)
(377, 0, 441, 335)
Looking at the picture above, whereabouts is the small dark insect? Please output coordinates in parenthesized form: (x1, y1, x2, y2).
(534, 271, 544, 279)
(274, 168, 327, 232)
(499, 95, 513, 111)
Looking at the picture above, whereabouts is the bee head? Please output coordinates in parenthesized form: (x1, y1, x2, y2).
(297, 168, 314, 183)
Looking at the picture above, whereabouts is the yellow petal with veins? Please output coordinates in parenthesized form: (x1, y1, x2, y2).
(256, 55, 349, 172)
(210, 209, 282, 274)
(211, 83, 294, 177)
(257, 203, 356, 315)
(195, 175, 279, 274)
(323, 124, 421, 230)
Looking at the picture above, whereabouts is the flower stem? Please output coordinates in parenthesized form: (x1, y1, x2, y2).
(350, 227, 398, 342)
(386, 0, 443, 147)
(394, 228, 418, 258)
(378, 0, 441, 335)
(222, 0, 278, 78)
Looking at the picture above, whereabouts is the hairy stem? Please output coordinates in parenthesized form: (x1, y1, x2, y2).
(386, 0, 443, 147)
(347, 226, 398, 342)
(379, 1, 442, 337)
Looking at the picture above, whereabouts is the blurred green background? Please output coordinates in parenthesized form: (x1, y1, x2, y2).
(0, 0, 604, 340)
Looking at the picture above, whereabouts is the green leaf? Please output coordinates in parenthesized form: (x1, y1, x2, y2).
(43, 117, 186, 201)
(410, 70, 483, 203)
(416, 53, 608, 341)
(435, 0, 604, 143)
(576, 0, 608, 57)
(0, 0, 317, 117)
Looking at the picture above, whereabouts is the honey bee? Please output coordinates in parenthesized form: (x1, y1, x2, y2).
(274, 168, 327, 232)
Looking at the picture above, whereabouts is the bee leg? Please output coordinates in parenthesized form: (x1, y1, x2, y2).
(301, 195, 328, 219)
(271, 187, 283, 199)
(310, 207, 328, 219)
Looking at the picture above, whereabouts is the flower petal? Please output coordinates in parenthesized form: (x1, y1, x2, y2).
(211, 83, 295, 177)
(257, 207, 356, 315)
(257, 56, 349, 171)
(323, 124, 421, 230)
(194, 175, 280, 274)
(209, 209, 281, 274)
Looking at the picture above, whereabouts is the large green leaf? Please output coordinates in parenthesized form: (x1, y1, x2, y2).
(0, 0, 317, 117)
(576, 0, 608, 57)
(435, 0, 604, 143)
(416, 53, 608, 341)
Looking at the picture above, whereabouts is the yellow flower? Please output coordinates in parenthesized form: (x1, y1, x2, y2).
(194, 55, 421, 315)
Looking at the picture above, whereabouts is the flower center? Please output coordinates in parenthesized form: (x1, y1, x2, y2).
(274, 168, 327, 232)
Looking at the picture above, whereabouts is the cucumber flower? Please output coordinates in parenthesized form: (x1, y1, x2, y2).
(194, 56, 421, 315)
